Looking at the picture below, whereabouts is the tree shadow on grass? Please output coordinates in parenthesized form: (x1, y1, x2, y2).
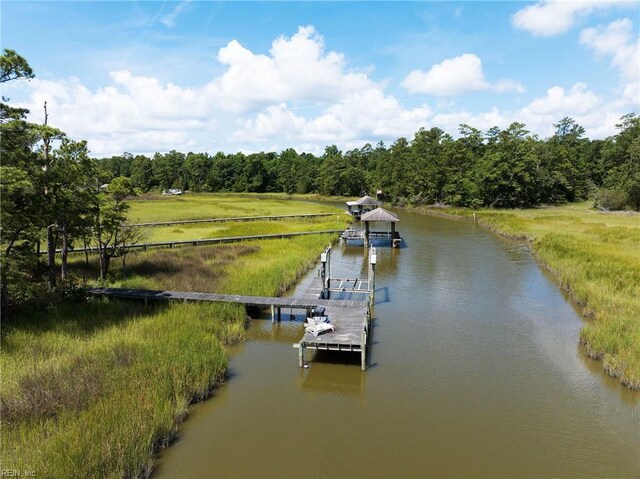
(1, 298, 171, 349)
(69, 244, 260, 293)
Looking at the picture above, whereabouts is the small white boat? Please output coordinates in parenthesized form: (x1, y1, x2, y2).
(305, 316, 334, 337)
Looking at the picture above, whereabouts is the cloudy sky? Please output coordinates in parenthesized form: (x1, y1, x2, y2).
(2, 1, 639, 157)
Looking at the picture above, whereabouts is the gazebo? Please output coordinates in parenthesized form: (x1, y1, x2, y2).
(346, 195, 380, 219)
(360, 207, 401, 248)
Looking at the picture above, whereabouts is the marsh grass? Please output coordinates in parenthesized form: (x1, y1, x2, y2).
(1, 301, 245, 478)
(2, 195, 340, 478)
(1, 300, 243, 478)
(419, 202, 640, 389)
(70, 243, 260, 292)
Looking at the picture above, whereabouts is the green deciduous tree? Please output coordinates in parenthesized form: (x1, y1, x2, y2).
(90, 177, 141, 279)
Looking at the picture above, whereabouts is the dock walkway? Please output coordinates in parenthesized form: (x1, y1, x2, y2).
(89, 286, 367, 310)
(90, 276, 371, 369)
(131, 213, 335, 227)
(41, 230, 342, 255)
(88, 245, 374, 370)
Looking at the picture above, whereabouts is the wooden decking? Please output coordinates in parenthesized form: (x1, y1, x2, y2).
(88, 243, 374, 370)
(41, 230, 342, 255)
(131, 213, 334, 227)
(89, 286, 366, 310)
(89, 275, 372, 370)
(341, 228, 402, 248)
(292, 275, 371, 369)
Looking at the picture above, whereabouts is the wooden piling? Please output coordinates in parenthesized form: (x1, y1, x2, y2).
(361, 328, 367, 371)
(298, 342, 305, 367)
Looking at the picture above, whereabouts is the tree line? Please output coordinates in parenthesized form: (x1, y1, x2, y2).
(1, 48, 639, 314)
(99, 116, 640, 210)
(1, 50, 140, 314)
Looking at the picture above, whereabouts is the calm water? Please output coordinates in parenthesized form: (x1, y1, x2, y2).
(155, 210, 639, 478)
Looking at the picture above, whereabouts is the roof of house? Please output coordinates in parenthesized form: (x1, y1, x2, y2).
(360, 207, 400, 222)
(346, 195, 380, 207)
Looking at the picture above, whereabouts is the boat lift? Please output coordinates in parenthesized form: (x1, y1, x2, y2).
(320, 245, 376, 306)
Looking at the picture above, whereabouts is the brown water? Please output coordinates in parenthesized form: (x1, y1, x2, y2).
(155, 210, 639, 478)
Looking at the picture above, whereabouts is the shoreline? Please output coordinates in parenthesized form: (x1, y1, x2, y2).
(409, 204, 640, 391)
(144, 235, 341, 477)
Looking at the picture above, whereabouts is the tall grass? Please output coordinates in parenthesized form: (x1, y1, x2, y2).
(419, 203, 640, 389)
(1, 194, 340, 477)
(1, 300, 244, 478)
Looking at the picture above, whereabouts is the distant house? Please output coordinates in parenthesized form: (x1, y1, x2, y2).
(346, 195, 380, 219)
(162, 189, 183, 196)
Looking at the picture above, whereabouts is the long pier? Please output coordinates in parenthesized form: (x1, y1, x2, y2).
(40, 230, 342, 255)
(88, 286, 367, 312)
(88, 246, 375, 370)
(131, 213, 335, 227)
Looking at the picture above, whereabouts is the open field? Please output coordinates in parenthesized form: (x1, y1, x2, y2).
(128, 193, 345, 223)
(1, 194, 339, 477)
(139, 216, 349, 243)
(419, 202, 640, 389)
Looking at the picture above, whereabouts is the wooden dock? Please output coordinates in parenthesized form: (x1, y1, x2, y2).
(341, 228, 402, 248)
(88, 286, 366, 311)
(88, 246, 376, 370)
(289, 275, 371, 369)
(40, 230, 342, 255)
(341, 207, 402, 248)
(131, 213, 335, 227)
(90, 284, 371, 370)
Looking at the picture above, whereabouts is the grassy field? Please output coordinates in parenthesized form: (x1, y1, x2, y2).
(128, 193, 345, 223)
(420, 202, 640, 389)
(1, 194, 340, 478)
(139, 216, 349, 243)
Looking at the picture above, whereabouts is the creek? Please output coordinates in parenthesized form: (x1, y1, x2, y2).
(155, 209, 639, 478)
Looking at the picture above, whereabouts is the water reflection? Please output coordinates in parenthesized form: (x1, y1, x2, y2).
(298, 361, 366, 398)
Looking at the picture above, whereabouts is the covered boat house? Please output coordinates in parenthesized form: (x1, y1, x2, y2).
(342, 207, 401, 248)
(346, 195, 380, 219)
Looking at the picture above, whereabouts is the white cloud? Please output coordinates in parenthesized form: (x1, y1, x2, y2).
(234, 89, 432, 146)
(492, 79, 527, 93)
(303, 88, 431, 141)
(402, 54, 489, 96)
(10, 25, 631, 157)
(622, 81, 640, 106)
(523, 83, 601, 115)
(580, 18, 640, 108)
(424, 82, 621, 138)
(211, 26, 372, 111)
(511, 0, 630, 36)
(518, 82, 625, 137)
(580, 18, 640, 81)
(401, 54, 524, 96)
(233, 103, 305, 142)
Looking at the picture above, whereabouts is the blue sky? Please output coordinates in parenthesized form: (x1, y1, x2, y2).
(2, 1, 639, 157)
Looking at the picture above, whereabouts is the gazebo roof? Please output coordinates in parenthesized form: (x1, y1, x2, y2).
(346, 195, 380, 207)
(361, 207, 399, 222)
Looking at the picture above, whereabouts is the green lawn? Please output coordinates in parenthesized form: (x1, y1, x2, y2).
(128, 193, 345, 223)
(139, 216, 349, 243)
(421, 202, 640, 389)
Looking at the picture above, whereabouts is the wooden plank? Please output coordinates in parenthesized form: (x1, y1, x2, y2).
(131, 213, 335, 227)
(40, 230, 343, 255)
